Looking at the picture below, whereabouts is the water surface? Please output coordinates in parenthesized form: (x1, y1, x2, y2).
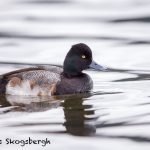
(0, 0, 150, 149)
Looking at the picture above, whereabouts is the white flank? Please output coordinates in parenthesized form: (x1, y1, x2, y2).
(6, 80, 52, 96)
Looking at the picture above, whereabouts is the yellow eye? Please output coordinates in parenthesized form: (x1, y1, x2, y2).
(82, 55, 86, 59)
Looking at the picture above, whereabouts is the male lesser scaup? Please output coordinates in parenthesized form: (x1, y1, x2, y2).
(0, 43, 106, 96)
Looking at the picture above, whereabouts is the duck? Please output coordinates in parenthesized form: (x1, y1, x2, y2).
(0, 43, 106, 96)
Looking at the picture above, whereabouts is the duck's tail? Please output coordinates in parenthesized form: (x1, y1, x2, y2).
(0, 75, 8, 94)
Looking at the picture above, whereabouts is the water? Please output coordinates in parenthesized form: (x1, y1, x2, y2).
(0, 0, 150, 149)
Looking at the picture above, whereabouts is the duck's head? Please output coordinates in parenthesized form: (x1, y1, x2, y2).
(63, 43, 106, 77)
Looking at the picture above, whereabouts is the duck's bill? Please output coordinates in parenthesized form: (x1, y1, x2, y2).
(89, 60, 107, 71)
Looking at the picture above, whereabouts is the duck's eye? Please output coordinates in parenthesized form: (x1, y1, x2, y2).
(81, 55, 86, 59)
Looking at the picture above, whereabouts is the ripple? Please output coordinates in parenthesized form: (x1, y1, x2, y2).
(19, 0, 72, 5)
(110, 16, 150, 23)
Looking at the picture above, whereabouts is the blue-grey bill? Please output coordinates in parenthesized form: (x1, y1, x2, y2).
(89, 60, 107, 71)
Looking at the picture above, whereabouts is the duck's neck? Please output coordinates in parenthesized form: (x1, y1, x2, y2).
(62, 71, 83, 78)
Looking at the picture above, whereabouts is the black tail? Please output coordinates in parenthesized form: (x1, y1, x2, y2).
(0, 76, 8, 94)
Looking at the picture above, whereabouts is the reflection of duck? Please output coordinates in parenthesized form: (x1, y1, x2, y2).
(61, 93, 97, 136)
(0, 93, 98, 136)
(0, 94, 61, 112)
(0, 43, 106, 96)
(0, 95, 11, 107)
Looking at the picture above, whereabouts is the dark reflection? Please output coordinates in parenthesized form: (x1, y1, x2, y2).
(1, 31, 150, 45)
(95, 112, 150, 143)
(110, 16, 150, 23)
(24, 16, 106, 22)
(108, 67, 150, 82)
(125, 40, 150, 45)
(20, 0, 71, 4)
(61, 93, 97, 136)
(0, 32, 129, 41)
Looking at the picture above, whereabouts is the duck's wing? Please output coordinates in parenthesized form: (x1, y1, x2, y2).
(1, 65, 63, 77)
(0, 66, 63, 95)
(37, 65, 63, 74)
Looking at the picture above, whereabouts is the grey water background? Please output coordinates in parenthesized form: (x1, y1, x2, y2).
(0, 0, 150, 149)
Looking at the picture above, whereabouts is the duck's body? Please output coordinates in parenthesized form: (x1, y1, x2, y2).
(0, 43, 106, 96)
(0, 66, 93, 96)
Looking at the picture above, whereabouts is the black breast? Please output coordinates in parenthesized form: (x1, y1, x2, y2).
(55, 73, 93, 95)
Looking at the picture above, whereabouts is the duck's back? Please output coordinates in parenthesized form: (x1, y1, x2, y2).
(0, 66, 63, 96)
